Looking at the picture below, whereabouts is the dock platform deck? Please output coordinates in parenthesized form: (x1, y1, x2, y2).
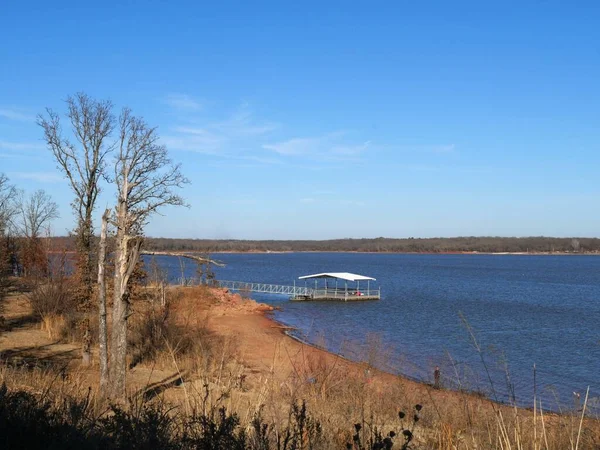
(291, 288, 380, 301)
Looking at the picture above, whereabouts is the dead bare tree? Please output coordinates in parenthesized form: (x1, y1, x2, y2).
(97, 209, 110, 395)
(16, 189, 59, 239)
(0, 174, 16, 234)
(16, 190, 59, 277)
(148, 256, 169, 306)
(109, 108, 188, 400)
(38, 93, 115, 363)
(0, 173, 17, 297)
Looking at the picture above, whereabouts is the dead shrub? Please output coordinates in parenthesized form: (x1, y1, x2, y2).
(27, 278, 78, 340)
(59, 310, 99, 345)
(28, 278, 77, 319)
(128, 301, 226, 374)
(129, 305, 172, 367)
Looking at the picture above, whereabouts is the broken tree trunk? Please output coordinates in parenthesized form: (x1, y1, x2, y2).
(98, 209, 110, 396)
(109, 230, 142, 400)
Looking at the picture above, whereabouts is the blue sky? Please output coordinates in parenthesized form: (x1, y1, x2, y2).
(1, 1, 599, 239)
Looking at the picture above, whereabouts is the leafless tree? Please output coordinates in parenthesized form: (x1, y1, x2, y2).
(16, 190, 59, 239)
(0, 173, 16, 235)
(108, 108, 188, 399)
(38, 94, 115, 362)
(0, 174, 17, 297)
(15, 190, 59, 277)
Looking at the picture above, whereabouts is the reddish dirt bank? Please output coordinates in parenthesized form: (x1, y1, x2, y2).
(199, 288, 508, 419)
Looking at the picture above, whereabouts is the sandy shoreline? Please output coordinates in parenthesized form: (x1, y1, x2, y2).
(203, 288, 518, 419)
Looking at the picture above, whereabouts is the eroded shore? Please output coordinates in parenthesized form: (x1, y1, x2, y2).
(203, 288, 519, 416)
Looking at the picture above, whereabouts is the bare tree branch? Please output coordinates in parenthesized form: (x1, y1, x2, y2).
(38, 93, 115, 226)
(110, 107, 189, 400)
(140, 251, 224, 267)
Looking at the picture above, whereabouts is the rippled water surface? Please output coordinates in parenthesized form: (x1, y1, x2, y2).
(148, 253, 600, 410)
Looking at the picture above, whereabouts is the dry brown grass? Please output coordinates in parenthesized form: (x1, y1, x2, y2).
(5, 282, 600, 449)
(25, 276, 99, 346)
(128, 285, 240, 383)
(0, 363, 99, 411)
(40, 313, 66, 340)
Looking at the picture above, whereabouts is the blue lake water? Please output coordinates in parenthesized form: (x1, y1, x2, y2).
(146, 252, 600, 411)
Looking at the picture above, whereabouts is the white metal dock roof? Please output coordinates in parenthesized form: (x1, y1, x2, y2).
(298, 272, 376, 282)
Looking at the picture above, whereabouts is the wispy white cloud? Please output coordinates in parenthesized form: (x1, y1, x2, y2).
(0, 140, 47, 161)
(331, 141, 371, 156)
(163, 97, 369, 167)
(263, 136, 323, 156)
(210, 103, 278, 136)
(263, 132, 369, 162)
(161, 129, 223, 154)
(163, 102, 278, 158)
(9, 172, 64, 183)
(0, 108, 35, 122)
(172, 126, 216, 137)
(164, 94, 202, 111)
(0, 140, 45, 151)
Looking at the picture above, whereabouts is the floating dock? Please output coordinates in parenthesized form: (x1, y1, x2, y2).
(291, 272, 380, 301)
(212, 272, 380, 302)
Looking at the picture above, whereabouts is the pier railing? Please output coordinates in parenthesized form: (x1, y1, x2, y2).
(309, 288, 380, 300)
(217, 280, 313, 296)
(173, 278, 380, 300)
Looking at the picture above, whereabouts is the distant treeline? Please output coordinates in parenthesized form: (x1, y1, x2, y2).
(47, 236, 600, 254)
